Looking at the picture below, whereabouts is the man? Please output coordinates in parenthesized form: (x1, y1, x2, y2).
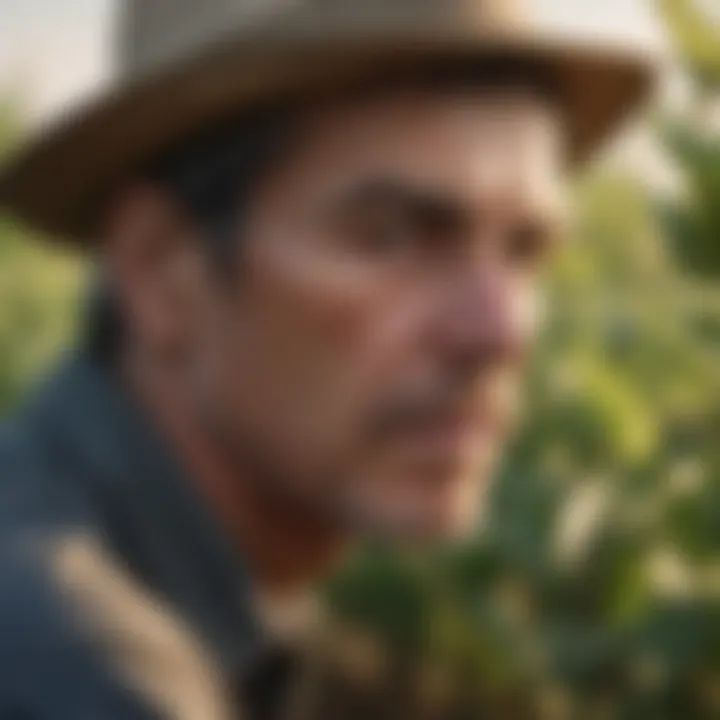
(0, 1, 655, 718)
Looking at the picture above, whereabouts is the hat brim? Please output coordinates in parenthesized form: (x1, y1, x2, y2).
(0, 32, 657, 244)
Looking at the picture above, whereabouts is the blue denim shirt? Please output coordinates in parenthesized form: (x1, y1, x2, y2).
(0, 348, 267, 719)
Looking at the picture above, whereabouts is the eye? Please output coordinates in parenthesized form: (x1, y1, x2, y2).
(351, 209, 430, 259)
(505, 220, 554, 270)
(329, 185, 464, 262)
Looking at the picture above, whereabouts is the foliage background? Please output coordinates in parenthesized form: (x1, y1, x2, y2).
(1, 2, 718, 718)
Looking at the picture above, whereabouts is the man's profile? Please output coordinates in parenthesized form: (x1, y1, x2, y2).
(0, 1, 655, 718)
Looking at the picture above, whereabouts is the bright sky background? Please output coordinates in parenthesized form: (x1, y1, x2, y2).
(0, 0, 667, 123)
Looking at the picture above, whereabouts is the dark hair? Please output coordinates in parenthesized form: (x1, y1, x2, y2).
(87, 55, 562, 361)
(87, 104, 299, 361)
(149, 104, 299, 275)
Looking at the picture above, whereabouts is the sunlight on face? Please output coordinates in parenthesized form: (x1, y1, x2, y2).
(200, 87, 566, 541)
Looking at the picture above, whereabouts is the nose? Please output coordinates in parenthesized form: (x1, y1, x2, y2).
(432, 261, 536, 372)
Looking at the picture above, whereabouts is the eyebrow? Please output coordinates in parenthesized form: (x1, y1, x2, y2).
(327, 177, 567, 241)
(327, 178, 471, 231)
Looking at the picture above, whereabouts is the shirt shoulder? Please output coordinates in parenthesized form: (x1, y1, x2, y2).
(0, 422, 154, 718)
(0, 426, 234, 720)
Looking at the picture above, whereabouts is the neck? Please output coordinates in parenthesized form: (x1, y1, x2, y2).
(123, 353, 348, 598)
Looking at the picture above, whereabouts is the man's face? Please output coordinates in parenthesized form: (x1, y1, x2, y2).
(164, 87, 565, 540)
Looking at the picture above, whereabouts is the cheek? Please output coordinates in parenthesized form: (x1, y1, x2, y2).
(218, 242, 423, 470)
(508, 276, 546, 355)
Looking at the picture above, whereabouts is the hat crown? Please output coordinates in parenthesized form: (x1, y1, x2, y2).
(0, 0, 655, 243)
(120, 0, 529, 77)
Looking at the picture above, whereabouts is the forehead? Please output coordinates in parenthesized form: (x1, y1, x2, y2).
(274, 86, 566, 214)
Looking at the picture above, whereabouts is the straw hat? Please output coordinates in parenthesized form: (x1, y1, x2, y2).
(0, 0, 657, 244)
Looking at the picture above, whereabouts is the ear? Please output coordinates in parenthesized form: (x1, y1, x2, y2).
(102, 184, 208, 361)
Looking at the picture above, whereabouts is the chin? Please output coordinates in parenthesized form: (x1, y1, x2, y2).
(345, 450, 497, 543)
(408, 502, 480, 542)
(371, 475, 486, 543)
